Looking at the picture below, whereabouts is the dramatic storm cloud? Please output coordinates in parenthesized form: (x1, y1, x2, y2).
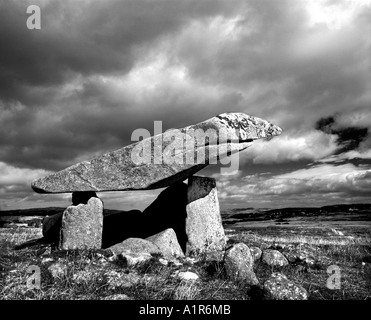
(0, 0, 370, 210)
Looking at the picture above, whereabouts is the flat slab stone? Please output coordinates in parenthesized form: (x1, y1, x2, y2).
(185, 176, 226, 256)
(146, 228, 185, 260)
(31, 113, 282, 193)
(107, 237, 161, 256)
(59, 197, 103, 250)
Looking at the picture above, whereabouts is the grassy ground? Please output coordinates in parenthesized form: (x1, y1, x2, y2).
(0, 219, 370, 300)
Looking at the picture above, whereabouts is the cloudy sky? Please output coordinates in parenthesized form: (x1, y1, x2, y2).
(0, 0, 370, 211)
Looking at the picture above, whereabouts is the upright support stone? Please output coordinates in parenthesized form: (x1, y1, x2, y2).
(59, 194, 103, 250)
(185, 176, 226, 256)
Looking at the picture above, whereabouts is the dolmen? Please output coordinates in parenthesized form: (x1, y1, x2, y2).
(32, 112, 282, 259)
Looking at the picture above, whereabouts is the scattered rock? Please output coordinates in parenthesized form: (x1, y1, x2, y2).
(41, 257, 54, 264)
(250, 246, 262, 261)
(31, 113, 282, 194)
(48, 262, 67, 279)
(284, 248, 317, 266)
(262, 249, 289, 267)
(97, 257, 108, 265)
(184, 257, 197, 265)
(186, 176, 226, 256)
(119, 252, 153, 267)
(107, 238, 161, 256)
(224, 243, 258, 285)
(158, 258, 168, 266)
(102, 294, 133, 300)
(59, 197, 103, 250)
(105, 270, 141, 289)
(177, 271, 199, 281)
(146, 228, 184, 260)
(263, 273, 308, 300)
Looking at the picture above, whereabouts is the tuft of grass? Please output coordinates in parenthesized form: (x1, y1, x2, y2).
(173, 281, 200, 300)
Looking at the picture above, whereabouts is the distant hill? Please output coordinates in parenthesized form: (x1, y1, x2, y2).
(0, 207, 126, 228)
(222, 203, 371, 225)
(0, 207, 124, 217)
(1, 203, 370, 228)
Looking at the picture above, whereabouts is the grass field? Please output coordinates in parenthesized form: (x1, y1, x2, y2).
(0, 212, 370, 300)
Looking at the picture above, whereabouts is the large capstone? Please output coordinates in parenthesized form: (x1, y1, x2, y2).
(31, 113, 282, 193)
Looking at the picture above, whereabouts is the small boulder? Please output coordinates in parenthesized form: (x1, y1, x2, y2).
(177, 271, 199, 281)
(224, 243, 258, 285)
(48, 261, 67, 279)
(158, 258, 169, 266)
(107, 238, 161, 256)
(146, 228, 184, 260)
(41, 257, 54, 265)
(284, 249, 316, 266)
(250, 246, 262, 261)
(263, 273, 308, 300)
(262, 249, 289, 267)
(119, 252, 153, 267)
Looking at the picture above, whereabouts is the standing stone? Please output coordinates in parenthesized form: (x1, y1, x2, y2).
(224, 243, 259, 285)
(146, 228, 185, 260)
(43, 191, 99, 242)
(59, 197, 103, 250)
(185, 176, 226, 256)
